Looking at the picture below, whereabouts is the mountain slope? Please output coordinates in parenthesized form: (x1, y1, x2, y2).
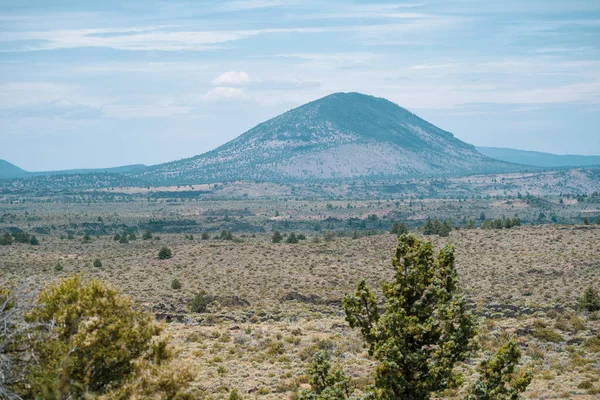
(134, 93, 527, 184)
(477, 147, 600, 168)
(0, 161, 146, 180)
(0, 159, 29, 179)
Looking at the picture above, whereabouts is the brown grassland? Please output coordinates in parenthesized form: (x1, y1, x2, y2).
(2, 214, 600, 398)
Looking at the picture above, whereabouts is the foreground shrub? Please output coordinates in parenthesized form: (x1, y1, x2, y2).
(297, 350, 353, 400)
(23, 276, 193, 398)
(158, 246, 172, 260)
(465, 337, 532, 400)
(343, 234, 477, 399)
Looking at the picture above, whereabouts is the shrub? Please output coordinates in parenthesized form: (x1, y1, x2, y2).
(0, 233, 13, 246)
(201, 232, 210, 240)
(219, 230, 233, 241)
(23, 276, 193, 398)
(286, 233, 299, 244)
(12, 231, 31, 244)
(93, 258, 103, 268)
(391, 221, 408, 236)
(229, 388, 243, 400)
(54, 263, 63, 272)
(113, 233, 121, 241)
(158, 246, 172, 260)
(296, 351, 352, 400)
(119, 235, 129, 244)
(465, 337, 532, 400)
(142, 230, 153, 240)
(272, 231, 283, 243)
(343, 234, 477, 399)
(82, 233, 92, 243)
(171, 279, 182, 290)
(323, 230, 336, 242)
(189, 290, 209, 313)
(580, 286, 600, 312)
(29, 235, 39, 245)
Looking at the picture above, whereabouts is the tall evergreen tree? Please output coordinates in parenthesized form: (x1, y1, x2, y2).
(343, 234, 477, 400)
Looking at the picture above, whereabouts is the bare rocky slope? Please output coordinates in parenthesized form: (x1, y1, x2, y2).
(133, 93, 528, 184)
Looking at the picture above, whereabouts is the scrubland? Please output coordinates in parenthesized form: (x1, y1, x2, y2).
(2, 217, 600, 398)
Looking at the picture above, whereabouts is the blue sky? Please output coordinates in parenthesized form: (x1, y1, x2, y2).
(1, 0, 599, 171)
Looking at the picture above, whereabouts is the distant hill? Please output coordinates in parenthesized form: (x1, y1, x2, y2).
(0, 159, 29, 179)
(476, 147, 600, 168)
(0, 161, 146, 180)
(133, 92, 527, 184)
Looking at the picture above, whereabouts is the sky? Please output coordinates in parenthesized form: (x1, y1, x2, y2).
(0, 0, 599, 171)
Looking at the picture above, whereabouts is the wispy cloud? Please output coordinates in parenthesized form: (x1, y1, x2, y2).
(0, 25, 341, 52)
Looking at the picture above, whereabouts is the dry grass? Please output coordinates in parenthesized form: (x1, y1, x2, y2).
(2, 224, 600, 398)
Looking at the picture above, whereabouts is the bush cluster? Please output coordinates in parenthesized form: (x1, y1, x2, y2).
(423, 218, 452, 236)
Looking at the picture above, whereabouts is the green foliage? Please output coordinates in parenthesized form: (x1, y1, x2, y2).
(53, 263, 63, 272)
(272, 231, 283, 243)
(201, 232, 210, 240)
(119, 234, 129, 244)
(93, 258, 103, 268)
(82, 233, 92, 243)
(142, 230, 153, 240)
(12, 231, 31, 244)
(113, 233, 121, 241)
(171, 278, 182, 290)
(228, 388, 243, 400)
(219, 230, 233, 240)
(30, 235, 39, 245)
(580, 285, 600, 312)
(465, 338, 532, 400)
(481, 217, 520, 230)
(297, 351, 353, 400)
(286, 233, 299, 244)
(343, 234, 477, 400)
(23, 276, 181, 397)
(189, 290, 209, 313)
(422, 218, 452, 236)
(391, 221, 408, 236)
(583, 217, 589, 225)
(158, 246, 172, 260)
(0, 232, 13, 245)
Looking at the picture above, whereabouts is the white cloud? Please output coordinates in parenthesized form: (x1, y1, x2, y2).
(212, 71, 251, 86)
(202, 86, 249, 102)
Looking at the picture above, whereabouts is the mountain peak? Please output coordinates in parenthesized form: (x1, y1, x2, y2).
(134, 93, 522, 184)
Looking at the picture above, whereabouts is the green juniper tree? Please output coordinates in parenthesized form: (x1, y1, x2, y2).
(343, 234, 477, 400)
(465, 338, 532, 400)
(297, 351, 353, 400)
(391, 221, 408, 236)
(272, 231, 283, 243)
